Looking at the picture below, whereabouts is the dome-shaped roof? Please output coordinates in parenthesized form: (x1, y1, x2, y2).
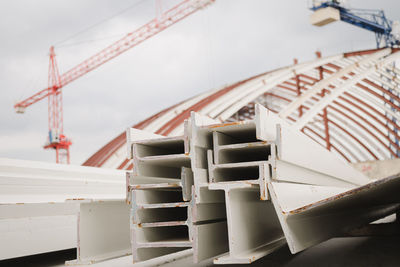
(83, 48, 400, 169)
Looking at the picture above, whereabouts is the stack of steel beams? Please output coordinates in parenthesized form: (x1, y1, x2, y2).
(126, 104, 400, 265)
(204, 121, 285, 264)
(128, 136, 193, 261)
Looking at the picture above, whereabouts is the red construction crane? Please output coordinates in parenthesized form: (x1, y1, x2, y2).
(14, 0, 214, 164)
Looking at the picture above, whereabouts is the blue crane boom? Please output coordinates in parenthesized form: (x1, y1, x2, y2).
(310, 0, 399, 48)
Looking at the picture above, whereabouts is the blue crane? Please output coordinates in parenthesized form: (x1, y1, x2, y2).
(310, 0, 399, 48)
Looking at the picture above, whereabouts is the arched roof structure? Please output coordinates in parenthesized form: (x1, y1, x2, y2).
(83, 48, 400, 170)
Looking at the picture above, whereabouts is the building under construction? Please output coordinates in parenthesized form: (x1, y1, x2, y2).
(1, 0, 400, 266)
(84, 47, 400, 170)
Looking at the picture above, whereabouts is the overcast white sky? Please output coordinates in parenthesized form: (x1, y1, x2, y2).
(1, 0, 399, 165)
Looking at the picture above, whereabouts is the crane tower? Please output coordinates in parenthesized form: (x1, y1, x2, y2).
(14, 0, 215, 164)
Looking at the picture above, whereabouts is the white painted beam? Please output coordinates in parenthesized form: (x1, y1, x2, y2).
(67, 199, 131, 265)
(0, 158, 126, 260)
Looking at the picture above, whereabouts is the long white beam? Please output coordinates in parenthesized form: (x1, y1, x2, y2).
(0, 158, 126, 260)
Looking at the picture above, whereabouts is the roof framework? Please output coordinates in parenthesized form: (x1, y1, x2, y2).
(83, 48, 400, 169)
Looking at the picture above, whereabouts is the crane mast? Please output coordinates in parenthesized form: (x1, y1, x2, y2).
(14, 0, 214, 164)
(45, 47, 71, 164)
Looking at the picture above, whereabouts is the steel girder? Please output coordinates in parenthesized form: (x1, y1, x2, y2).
(126, 104, 400, 265)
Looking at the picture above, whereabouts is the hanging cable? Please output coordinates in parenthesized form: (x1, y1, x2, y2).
(54, 0, 147, 47)
(56, 33, 128, 48)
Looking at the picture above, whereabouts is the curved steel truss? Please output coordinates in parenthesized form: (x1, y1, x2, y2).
(83, 48, 400, 169)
